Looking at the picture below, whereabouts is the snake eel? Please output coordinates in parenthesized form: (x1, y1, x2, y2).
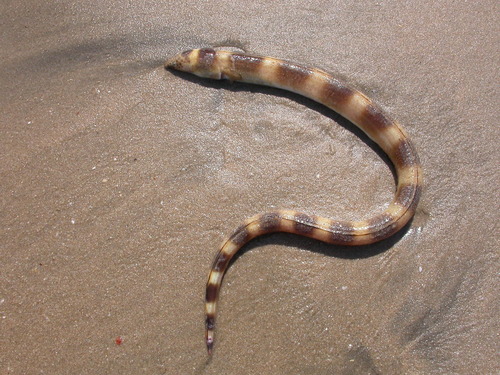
(166, 48, 422, 355)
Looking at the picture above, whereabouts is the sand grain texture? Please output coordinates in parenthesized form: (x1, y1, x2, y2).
(1, 1, 498, 374)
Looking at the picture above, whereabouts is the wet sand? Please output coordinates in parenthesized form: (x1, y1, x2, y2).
(1, 1, 498, 374)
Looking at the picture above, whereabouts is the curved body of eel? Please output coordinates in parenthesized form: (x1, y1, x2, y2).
(165, 48, 422, 355)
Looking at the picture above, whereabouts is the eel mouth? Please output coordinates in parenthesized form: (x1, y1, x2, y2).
(164, 49, 195, 71)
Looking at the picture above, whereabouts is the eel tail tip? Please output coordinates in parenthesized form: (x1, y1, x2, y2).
(206, 336, 214, 356)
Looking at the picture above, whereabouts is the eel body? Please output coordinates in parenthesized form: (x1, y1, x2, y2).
(165, 48, 422, 355)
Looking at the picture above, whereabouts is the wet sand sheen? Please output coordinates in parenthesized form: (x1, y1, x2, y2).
(0, 1, 498, 374)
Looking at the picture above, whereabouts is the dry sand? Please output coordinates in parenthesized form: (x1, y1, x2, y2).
(1, 1, 498, 374)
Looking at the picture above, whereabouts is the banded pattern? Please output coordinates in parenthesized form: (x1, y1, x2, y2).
(166, 48, 422, 355)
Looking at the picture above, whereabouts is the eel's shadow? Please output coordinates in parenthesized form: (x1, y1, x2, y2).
(167, 68, 413, 261)
(232, 216, 415, 265)
(167, 68, 397, 183)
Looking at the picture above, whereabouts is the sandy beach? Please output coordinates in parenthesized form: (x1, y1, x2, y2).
(1, 1, 498, 374)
